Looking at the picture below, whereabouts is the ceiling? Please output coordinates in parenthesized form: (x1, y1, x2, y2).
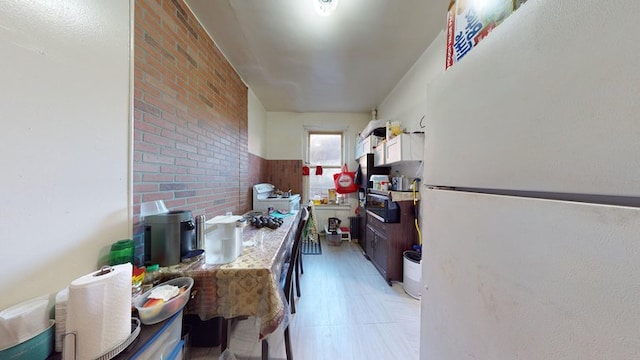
(184, 0, 450, 113)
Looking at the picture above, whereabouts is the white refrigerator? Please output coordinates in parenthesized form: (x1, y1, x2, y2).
(420, 0, 640, 359)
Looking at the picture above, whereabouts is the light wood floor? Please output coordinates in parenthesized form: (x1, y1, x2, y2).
(189, 239, 420, 360)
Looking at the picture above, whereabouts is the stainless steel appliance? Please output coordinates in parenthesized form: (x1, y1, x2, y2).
(356, 153, 390, 249)
(144, 210, 195, 266)
(252, 183, 301, 213)
(366, 190, 400, 223)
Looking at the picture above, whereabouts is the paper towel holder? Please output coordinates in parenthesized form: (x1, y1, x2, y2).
(94, 265, 114, 277)
(61, 332, 77, 360)
(62, 318, 141, 360)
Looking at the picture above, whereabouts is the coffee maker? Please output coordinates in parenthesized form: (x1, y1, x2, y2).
(144, 210, 195, 266)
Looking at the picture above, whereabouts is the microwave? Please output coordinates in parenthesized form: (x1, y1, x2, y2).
(366, 192, 400, 223)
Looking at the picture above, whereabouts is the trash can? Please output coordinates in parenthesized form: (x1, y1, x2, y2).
(403, 250, 421, 299)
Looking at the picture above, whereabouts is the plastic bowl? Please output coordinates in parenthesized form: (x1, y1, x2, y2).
(134, 277, 193, 325)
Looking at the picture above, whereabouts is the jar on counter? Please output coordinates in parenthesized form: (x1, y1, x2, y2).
(142, 264, 160, 293)
(132, 265, 145, 298)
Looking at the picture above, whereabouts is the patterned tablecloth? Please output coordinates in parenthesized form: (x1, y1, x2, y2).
(161, 212, 300, 339)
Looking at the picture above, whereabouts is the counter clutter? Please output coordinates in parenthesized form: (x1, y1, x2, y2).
(0, 209, 299, 360)
(158, 212, 300, 338)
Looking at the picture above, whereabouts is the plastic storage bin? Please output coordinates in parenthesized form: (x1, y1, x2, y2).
(130, 311, 183, 360)
(324, 225, 342, 246)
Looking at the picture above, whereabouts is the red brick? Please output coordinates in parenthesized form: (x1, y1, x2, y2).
(142, 192, 172, 202)
(143, 173, 175, 182)
(142, 153, 174, 165)
(134, 0, 256, 222)
(134, 183, 159, 193)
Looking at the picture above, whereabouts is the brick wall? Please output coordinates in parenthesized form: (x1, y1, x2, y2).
(133, 0, 249, 224)
(248, 153, 268, 208)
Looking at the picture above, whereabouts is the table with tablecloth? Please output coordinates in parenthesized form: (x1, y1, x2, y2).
(161, 211, 301, 339)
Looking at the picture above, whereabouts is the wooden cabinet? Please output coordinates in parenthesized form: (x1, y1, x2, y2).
(365, 200, 417, 285)
(366, 220, 389, 280)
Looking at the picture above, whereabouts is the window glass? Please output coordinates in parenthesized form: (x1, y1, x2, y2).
(309, 167, 341, 200)
(309, 134, 341, 166)
(308, 132, 343, 201)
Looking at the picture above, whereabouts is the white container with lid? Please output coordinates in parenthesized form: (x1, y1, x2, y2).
(204, 215, 243, 264)
(369, 175, 390, 191)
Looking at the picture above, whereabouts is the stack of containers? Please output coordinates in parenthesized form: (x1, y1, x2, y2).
(0, 296, 54, 358)
(55, 289, 69, 353)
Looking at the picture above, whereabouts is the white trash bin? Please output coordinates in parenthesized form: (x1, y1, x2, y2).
(403, 250, 421, 299)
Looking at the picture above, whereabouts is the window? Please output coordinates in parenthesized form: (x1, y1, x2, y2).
(308, 132, 343, 201)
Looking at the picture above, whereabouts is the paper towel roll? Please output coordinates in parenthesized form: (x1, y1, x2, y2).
(64, 263, 132, 360)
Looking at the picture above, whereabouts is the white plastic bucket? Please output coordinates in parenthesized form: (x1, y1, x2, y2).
(403, 250, 421, 299)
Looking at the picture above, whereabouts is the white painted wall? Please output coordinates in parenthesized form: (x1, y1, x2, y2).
(265, 112, 370, 163)
(248, 88, 267, 157)
(372, 26, 446, 279)
(375, 31, 445, 180)
(265, 111, 370, 215)
(377, 30, 446, 135)
(0, 0, 131, 310)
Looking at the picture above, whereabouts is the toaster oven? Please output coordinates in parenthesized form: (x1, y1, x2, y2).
(366, 191, 400, 223)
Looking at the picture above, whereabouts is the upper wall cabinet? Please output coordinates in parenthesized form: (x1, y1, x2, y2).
(374, 142, 386, 166)
(355, 132, 424, 165)
(385, 133, 424, 165)
(355, 134, 383, 160)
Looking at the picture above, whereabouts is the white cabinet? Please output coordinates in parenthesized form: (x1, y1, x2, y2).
(374, 141, 386, 166)
(356, 132, 424, 165)
(355, 135, 383, 159)
(385, 133, 424, 165)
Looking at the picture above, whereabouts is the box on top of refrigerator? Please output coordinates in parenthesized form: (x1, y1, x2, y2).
(445, 0, 517, 69)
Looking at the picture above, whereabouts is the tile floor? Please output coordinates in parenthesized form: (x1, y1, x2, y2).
(189, 239, 420, 360)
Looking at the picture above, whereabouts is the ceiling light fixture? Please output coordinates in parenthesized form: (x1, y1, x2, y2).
(313, 0, 339, 16)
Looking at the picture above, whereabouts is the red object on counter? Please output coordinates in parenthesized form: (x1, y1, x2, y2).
(333, 164, 357, 194)
(315, 166, 323, 175)
(302, 166, 310, 176)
